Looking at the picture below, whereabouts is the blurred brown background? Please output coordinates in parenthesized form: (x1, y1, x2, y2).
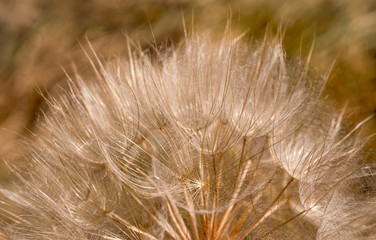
(0, 0, 375, 183)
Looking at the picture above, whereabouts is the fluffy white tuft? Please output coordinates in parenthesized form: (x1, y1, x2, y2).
(0, 33, 375, 240)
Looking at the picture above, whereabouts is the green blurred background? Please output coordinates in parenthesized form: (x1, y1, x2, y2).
(0, 0, 375, 182)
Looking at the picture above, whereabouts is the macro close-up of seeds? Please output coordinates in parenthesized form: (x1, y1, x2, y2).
(0, 1, 375, 239)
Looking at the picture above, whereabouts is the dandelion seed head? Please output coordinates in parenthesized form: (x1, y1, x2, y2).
(0, 32, 375, 239)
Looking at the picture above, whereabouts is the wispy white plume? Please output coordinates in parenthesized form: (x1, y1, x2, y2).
(0, 33, 375, 239)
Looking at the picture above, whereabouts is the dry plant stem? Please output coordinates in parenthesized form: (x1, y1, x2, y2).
(165, 193, 191, 240)
(233, 178, 294, 239)
(183, 188, 200, 240)
(126, 189, 179, 238)
(107, 212, 158, 240)
(215, 137, 251, 238)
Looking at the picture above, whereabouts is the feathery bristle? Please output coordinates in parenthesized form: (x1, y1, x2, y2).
(0, 33, 375, 239)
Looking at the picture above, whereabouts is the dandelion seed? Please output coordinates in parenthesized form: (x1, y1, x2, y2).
(0, 32, 374, 240)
